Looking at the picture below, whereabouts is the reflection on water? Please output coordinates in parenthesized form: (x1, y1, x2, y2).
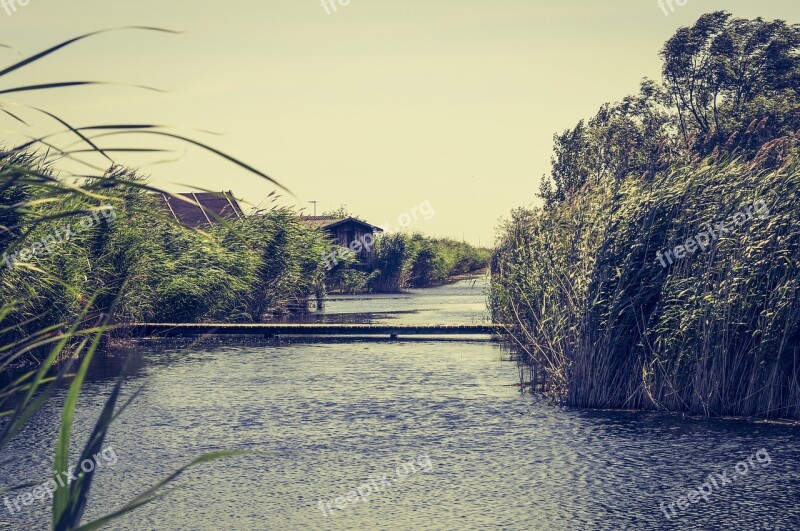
(2, 279, 800, 530)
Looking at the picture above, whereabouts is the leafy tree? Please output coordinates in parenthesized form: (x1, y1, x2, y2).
(540, 80, 675, 204)
(540, 11, 800, 206)
(320, 205, 364, 221)
(661, 11, 800, 153)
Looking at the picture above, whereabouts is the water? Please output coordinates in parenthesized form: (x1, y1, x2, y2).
(2, 278, 800, 530)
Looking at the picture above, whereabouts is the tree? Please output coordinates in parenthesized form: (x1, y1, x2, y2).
(321, 205, 364, 221)
(539, 80, 675, 205)
(661, 11, 800, 154)
(540, 12, 800, 206)
(539, 120, 591, 204)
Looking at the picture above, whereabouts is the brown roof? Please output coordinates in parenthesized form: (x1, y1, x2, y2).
(160, 192, 244, 228)
(299, 216, 383, 232)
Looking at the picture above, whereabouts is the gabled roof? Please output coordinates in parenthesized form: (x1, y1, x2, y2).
(160, 191, 244, 228)
(300, 216, 384, 232)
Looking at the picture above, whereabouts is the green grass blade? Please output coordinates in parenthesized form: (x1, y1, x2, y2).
(0, 296, 95, 450)
(0, 27, 181, 79)
(52, 322, 106, 528)
(0, 81, 165, 95)
(80, 128, 294, 196)
(54, 352, 130, 530)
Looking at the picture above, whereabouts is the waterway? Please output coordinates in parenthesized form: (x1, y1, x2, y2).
(2, 278, 799, 530)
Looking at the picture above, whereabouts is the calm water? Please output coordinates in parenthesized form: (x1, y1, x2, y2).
(2, 278, 800, 530)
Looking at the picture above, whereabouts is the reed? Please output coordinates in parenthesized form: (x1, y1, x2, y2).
(0, 28, 290, 529)
(492, 11, 800, 419)
(368, 232, 489, 292)
(491, 154, 800, 419)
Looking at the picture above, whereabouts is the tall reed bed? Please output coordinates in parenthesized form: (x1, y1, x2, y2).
(368, 232, 489, 292)
(0, 28, 306, 529)
(491, 153, 800, 419)
(0, 164, 337, 338)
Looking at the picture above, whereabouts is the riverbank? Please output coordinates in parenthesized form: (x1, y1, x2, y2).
(326, 267, 489, 296)
(327, 233, 490, 294)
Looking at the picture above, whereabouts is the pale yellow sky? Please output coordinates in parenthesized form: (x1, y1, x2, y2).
(1, 0, 799, 245)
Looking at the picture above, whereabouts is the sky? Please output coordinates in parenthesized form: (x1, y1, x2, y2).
(1, 0, 799, 245)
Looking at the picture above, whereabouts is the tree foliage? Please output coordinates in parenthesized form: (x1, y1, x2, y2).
(540, 11, 800, 205)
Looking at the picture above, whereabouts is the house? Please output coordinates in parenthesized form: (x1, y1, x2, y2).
(159, 191, 244, 228)
(300, 216, 384, 262)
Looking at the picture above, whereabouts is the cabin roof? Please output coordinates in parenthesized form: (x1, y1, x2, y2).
(159, 191, 244, 228)
(300, 216, 384, 232)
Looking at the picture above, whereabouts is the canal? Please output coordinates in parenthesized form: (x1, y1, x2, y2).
(2, 278, 799, 530)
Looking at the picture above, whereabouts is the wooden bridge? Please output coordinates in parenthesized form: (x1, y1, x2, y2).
(126, 323, 504, 340)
